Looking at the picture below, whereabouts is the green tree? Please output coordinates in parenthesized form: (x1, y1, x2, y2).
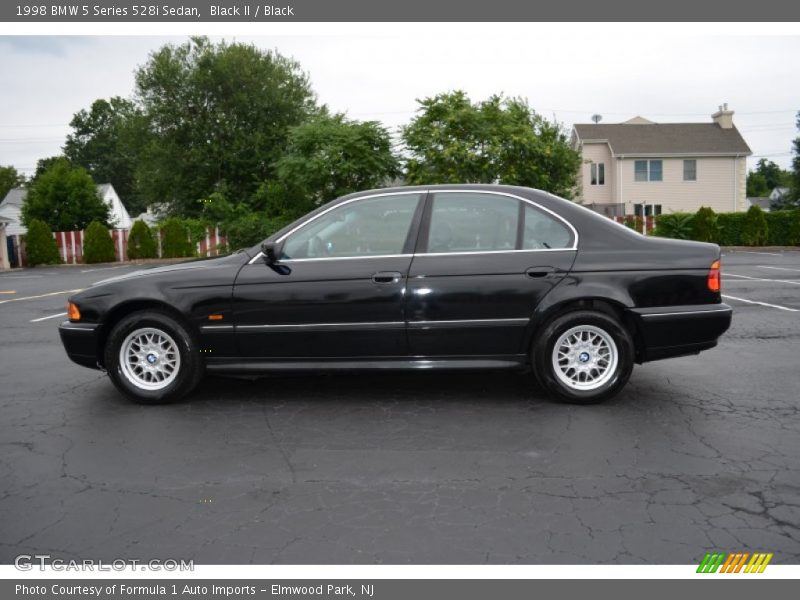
(402, 91, 581, 198)
(0, 165, 25, 200)
(134, 36, 317, 216)
(83, 220, 116, 263)
(753, 158, 790, 191)
(267, 114, 400, 217)
(127, 219, 157, 259)
(64, 97, 150, 215)
(746, 171, 769, 198)
(30, 156, 63, 183)
(741, 205, 769, 246)
(22, 158, 110, 231)
(24, 219, 60, 266)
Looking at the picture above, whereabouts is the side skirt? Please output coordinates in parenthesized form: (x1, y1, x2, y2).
(205, 355, 528, 374)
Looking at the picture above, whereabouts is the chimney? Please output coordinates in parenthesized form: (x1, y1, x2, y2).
(712, 103, 734, 129)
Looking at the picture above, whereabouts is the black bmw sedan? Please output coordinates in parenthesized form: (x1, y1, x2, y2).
(59, 185, 732, 404)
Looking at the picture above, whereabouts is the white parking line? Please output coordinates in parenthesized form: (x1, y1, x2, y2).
(30, 312, 68, 323)
(759, 265, 800, 273)
(81, 265, 123, 273)
(0, 275, 43, 279)
(723, 273, 800, 286)
(730, 250, 783, 256)
(722, 294, 800, 312)
(0, 289, 82, 305)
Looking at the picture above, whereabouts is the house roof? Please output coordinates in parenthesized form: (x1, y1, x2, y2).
(573, 122, 751, 156)
(747, 197, 772, 210)
(0, 187, 26, 208)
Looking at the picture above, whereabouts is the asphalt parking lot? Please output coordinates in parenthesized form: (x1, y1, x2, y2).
(1, 251, 799, 565)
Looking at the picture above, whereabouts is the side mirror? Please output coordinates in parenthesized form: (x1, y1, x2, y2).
(261, 241, 282, 264)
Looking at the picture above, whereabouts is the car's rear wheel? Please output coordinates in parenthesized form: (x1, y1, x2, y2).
(104, 311, 203, 404)
(532, 310, 633, 404)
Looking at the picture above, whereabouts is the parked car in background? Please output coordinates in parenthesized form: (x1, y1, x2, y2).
(59, 184, 732, 404)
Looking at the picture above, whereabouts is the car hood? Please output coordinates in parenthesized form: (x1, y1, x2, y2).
(92, 253, 249, 287)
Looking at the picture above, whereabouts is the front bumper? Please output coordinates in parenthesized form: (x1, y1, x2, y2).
(58, 321, 102, 370)
(629, 303, 733, 362)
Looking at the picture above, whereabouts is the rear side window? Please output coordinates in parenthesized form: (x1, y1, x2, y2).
(522, 204, 573, 249)
(425, 193, 518, 253)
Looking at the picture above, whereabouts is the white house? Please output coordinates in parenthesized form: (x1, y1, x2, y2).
(0, 188, 27, 237)
(0, 182, 131, 235)
(769, 187, 790, 204)
(572, 105, 752, 217)
(0, 210, 12, 269)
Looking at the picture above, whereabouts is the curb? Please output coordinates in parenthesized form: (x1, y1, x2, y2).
(721, 246, 800, 252)
(28, 258, 191, 268)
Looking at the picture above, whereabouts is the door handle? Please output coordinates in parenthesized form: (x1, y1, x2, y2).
(525, 266, 557, 279)
(372, 271, 402, 284)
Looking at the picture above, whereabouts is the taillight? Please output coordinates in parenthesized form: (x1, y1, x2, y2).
(67, 302, 81, 321)
(708, 259, 721, 292)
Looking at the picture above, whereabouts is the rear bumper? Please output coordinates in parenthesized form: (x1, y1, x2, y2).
(628, 304, 732, 362)
(58, 321, 102, 370)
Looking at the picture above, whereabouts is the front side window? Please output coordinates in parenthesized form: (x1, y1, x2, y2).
(281, 193, 422, 259)
(426, 193, 518, 253)
(590, 162, 605, 185)
(635, 159, 662, 182)
(683, 159, 697, 181)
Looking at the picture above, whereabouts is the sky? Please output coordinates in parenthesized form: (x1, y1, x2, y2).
(0, 32, 798, 181)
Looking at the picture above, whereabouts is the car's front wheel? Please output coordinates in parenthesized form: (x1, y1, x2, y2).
(532, 310, 634, 404)
(104, 310, 203, 404)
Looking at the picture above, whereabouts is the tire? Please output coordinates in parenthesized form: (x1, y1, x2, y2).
(532, 310, 634, 404)
(104, 310, 203, 404)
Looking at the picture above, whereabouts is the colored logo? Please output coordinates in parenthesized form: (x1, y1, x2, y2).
(697, 552, 773, 573)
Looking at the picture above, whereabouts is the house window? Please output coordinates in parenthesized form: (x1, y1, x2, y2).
(683, 159, 697, 181)
(590, 162, 605, 185)
(634, 159, 663, 182)
(633, 204, 663, 217)
(635, 160, 648, 182)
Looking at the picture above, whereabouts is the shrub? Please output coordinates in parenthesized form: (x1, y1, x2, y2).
(160, 218, 195, 258)
(127, 219, 157, 259)
(24, 219, 60, 266)
(83, 221, 116, 263)
(765, 210, 800, 246)
(791, 211, 800, 245)
(652, 213, 694, 239)
(692, 207, 720, 243)
(740, 205, 769, 246)
(715, 213, 746, 246)
(648, 208, 800, 246)
(223, 213, 293, 249)
(622, 215, 644, 233)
